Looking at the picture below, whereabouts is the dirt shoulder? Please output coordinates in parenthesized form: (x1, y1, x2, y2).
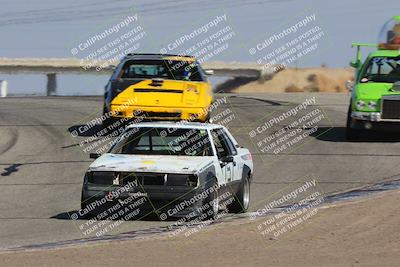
(1, 190, 399, 267)
(216, 67, 353, 93)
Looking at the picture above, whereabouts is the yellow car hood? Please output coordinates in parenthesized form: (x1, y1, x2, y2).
(112, 79, 211, 108)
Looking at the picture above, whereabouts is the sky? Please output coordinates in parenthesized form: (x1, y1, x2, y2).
(0, 0, 399, 95)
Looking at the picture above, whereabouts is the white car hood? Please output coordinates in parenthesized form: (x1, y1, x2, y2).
(88, 153, 214, 174)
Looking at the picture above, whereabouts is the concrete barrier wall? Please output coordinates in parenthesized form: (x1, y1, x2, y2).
(0, 58, 276, 95)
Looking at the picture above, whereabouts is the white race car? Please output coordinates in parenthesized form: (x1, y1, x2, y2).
(80, 122, 253, 220)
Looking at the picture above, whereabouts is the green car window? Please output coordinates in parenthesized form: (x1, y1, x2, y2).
(361, 56, 400, 83)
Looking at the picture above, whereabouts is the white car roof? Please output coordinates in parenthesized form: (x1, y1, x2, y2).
(126, 121, 223, 130)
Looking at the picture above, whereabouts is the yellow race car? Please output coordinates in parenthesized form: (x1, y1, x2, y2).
(102, 53, 214, 125)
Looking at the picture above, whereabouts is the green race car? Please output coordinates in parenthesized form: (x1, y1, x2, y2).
(346, 16, 400, 140)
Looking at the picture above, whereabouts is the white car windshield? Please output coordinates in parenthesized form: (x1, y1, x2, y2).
(109, 127, 214, 156)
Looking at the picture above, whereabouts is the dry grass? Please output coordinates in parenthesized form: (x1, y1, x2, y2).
(227, 68, 354, 93)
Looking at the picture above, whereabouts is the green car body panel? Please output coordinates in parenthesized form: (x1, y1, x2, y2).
(350, 49, 400, 112)
(346, 16, 400, 138)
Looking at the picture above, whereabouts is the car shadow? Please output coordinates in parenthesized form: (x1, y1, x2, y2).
(51, 210, 165, 222)
(67, 124, 106, 137)
(312, 126, 400, 143)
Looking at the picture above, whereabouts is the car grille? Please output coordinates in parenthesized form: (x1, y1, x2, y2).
(88, 172, 197, 187)
(382, 98, 400, 120)
(121, 172, 165, 186)
(134, 88, 183, 93)
(121, 173, 196, 187)
(140, 111, 181, 119)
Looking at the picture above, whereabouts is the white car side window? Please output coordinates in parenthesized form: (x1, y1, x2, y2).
(221, 129, 237, 156)
(211, 129, 234, 159)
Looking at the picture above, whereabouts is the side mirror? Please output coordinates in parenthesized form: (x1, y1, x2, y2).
(108, 65, 117, 70)
(221, 155, 234, 163)
(204, 69, 214, 76)
(345, 80, 354, 92)
(89, 153, 101, 159)
(350, 60, 361, 68)
(392, 81, 400, 92)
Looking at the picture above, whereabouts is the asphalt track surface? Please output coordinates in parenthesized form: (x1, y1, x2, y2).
(1, 92, 400, 249)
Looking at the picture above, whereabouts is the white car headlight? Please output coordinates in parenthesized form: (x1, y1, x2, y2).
(356, 100, 366, 110)
(368, 100, 377, 109)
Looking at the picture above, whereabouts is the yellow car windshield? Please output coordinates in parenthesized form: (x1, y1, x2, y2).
(120, 60, 204, 81)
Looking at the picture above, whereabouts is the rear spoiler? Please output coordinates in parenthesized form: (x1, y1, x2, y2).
(350, 43, 378, 69)
(349, 43, 378, 83)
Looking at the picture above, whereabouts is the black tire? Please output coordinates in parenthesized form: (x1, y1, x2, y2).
(204, 113, 211, 123)
(80, 188, 95, 212)
(203, 178, 219, 220)
(228, 176, 250, 213)
(80, 183, 103, 218)
(79, 189, 93, 219)
(346, 106, 361, 141)
(80, 189, 85, 210)
(102, 105, 115, 128)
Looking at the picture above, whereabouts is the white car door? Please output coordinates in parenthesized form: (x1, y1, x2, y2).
(210, 129, 235, 184)
(220, 129, 243, 183)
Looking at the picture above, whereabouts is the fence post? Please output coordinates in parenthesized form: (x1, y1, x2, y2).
(0, 80, 7, 97)
(46, 73, 57, 96)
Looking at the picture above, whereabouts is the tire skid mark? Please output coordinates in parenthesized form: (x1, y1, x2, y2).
(229, 95, 285, 106)
(0, 160, 91, 166)
(2, 179, 399, 253)
(0, 128, 19, 156)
